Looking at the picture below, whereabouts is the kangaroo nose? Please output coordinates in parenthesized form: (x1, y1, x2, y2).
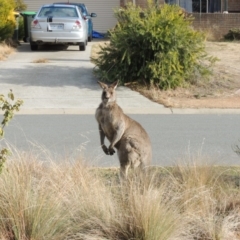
(103, 91, 110, 99)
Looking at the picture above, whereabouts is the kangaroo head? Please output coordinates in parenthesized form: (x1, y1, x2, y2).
(98, 80, 119, 105)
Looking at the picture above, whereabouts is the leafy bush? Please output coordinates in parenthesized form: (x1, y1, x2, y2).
(18, 16, 25, 40)
(0, 0, 26, 42)
(224, 28, 240, 41)
(15, 0, 27, 41)
(0, 21, 16, 42)
(0, 91, 23, 173)
(14, 0, 27, 12)
(0, 0, 16, 42)
(92, 3, 215, 89)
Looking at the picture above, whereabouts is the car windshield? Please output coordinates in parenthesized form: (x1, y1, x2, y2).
(38, 6, 78, 17)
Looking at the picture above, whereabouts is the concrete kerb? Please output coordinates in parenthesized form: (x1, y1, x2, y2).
(13, 107, 240, 115)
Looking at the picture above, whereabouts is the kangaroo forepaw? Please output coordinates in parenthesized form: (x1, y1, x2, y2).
(102, 145, 110, 155)
(108, 147, 115, 155)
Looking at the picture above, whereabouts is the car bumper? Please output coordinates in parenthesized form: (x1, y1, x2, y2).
(31, 31, 85, 44)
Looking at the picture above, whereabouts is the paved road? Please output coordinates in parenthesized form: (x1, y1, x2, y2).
(3, 114, 240, 167)
(1, 41, 240, 167)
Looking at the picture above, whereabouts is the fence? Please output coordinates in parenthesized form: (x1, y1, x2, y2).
(165, 0, 226, 13)
(124, 0, 240, 40)
(192, 13, 240, 40)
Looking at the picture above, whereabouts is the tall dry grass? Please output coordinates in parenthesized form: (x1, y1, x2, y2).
(0, 43, 15, 61)
(0, 150, 240, 240)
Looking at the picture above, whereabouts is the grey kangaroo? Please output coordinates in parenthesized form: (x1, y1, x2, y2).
(95, 80, 152, 178)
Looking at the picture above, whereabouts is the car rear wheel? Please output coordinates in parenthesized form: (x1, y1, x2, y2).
(63, 45, 69, 50)
(79, 42, 86, 51)
(30, 43, 38, 51)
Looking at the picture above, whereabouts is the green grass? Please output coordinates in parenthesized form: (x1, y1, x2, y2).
(0, 151, 240, 240)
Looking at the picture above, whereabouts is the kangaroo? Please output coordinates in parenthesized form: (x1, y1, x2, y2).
(95, 80, 152, 178)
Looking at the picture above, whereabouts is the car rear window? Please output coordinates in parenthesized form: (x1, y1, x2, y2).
(38, 6, 78, 18)
(54, 3, 87, 15)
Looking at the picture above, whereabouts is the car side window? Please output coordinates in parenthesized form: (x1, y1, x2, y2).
(78, 5, 86, 16)
(76, 7, 84, 19)
(84, 6, 89, 16)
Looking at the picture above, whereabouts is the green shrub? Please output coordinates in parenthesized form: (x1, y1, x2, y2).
(224, 28, 240, 41)
(0, 21, 16, 42)
(92, 3, 215, 89)
(0, 0, 16, 42)
(15, 0, 27, 11)
(15, 0, 27, 41)
(18, 16, 25, 40)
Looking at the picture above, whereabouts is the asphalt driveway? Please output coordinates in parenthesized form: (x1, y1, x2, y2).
(0, 41, 169, 114)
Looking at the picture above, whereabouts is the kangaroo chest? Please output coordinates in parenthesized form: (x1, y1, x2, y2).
(96, 107, 123, 141)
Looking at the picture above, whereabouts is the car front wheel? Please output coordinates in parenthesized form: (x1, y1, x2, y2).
(79, 42, 86, 51)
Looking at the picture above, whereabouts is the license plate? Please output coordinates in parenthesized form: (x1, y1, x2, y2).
(49, 24, 64, 30)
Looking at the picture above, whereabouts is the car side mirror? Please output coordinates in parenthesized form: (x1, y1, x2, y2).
(91, 13, 97, 17)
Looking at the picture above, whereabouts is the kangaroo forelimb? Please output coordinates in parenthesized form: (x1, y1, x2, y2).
(99, 124, 110, 155)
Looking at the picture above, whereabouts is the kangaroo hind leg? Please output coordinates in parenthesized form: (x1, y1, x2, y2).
(118, 147, 141, 179)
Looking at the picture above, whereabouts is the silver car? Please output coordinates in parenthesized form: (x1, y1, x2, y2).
(30, 4, 88, 51)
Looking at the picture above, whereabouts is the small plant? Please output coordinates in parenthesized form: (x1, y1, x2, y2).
(233, 141, 240, 157)
(224, 28, 240, 41)
(92, 2, 215, 89)
(0, 42, 14, 60)
(0, 90, 23, 173)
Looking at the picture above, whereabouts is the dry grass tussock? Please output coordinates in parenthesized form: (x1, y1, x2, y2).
(0, 150, 240, 240)
(32, 58, 49, 63)
(0, 43, 15, 61)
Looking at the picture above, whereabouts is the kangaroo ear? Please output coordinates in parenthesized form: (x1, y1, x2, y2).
(97, 81, 108, 89)
(111, 80, 119, 89)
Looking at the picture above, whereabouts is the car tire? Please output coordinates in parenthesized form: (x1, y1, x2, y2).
(63, 45, 69, 50)
(30, 43, 38, 51)
(88, 35, 92, 42)
(79, 42, 86, 51)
